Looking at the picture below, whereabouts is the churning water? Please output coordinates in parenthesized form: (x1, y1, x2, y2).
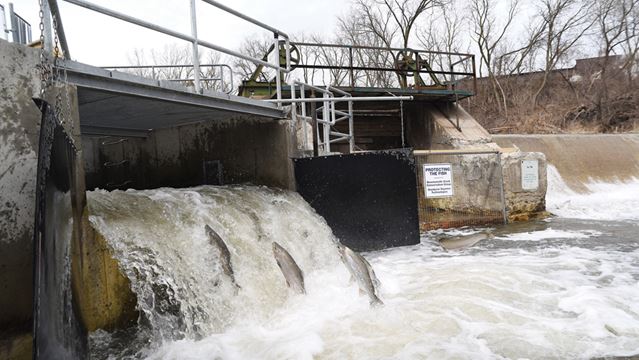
(87, 170, 639, 359)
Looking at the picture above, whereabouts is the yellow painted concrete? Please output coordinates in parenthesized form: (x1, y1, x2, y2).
(71, 209, 138, 332)
(0, 333, 32, 360)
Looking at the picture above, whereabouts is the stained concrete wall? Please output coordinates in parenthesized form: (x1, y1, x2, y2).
(407, 102, 493, 150)
(494, 134, 639, 192)
(83, 117, 296, 191)
(407, 103, 549, 225)
(501, 151, 548, 221)
(0, 39, 82, 355)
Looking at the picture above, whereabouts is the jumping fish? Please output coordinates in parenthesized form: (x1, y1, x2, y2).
(205, 224, 240, 289)
(272, 242, 306, 294)
(439, 230, 494, 250)
(338, 244, 383, 306)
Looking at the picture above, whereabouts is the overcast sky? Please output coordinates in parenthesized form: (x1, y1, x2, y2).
(4, 0, 352, 65)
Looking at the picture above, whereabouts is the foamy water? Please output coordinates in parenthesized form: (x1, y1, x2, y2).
(547, 165, 639, 221)
(88, 171, 639, 359)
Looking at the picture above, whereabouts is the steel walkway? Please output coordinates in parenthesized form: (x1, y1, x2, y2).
(59, 60, 286, 137)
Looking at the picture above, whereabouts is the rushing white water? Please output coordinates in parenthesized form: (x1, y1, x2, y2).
(546, 165, 639, 221)
(88, 172, 639, 359)
(87, 185, 340, 357)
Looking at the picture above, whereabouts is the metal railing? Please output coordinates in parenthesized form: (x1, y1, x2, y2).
(4, 3, 32, 44)
(290, 82, 353, 154)
(290, 42, 477, 92)
(271, 81, 412, 156)
(102, 64, 234, 94)
(59, 0, 292, 105)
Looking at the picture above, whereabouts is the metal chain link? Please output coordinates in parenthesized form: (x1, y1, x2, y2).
(37, 0, 75, 144)
(37, 0, 51, 98)
(50, 5, 74, 137)
(50, 5, 64, 126)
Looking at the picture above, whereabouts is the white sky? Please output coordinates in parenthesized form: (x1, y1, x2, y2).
(4, 0, 352, 65)
(3, 0, 594, 74)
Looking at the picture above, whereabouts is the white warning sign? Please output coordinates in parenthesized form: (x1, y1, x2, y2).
(521, 160, 539, 190)
(423, 163, 454, 198)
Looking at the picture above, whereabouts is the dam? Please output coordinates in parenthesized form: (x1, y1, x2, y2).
(1, 1, 639, 359)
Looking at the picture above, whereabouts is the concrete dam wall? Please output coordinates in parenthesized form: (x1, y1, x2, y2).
(494, 134, 639, 193)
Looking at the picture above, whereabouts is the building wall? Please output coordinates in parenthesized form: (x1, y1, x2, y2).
(83, 117, 297, 191)
(0, 39, 81, 351)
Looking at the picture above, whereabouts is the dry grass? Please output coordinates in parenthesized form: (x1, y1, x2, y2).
(464, 70, 639, 134)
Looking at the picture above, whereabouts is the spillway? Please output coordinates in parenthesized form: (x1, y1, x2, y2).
(88, 173, 639, 359)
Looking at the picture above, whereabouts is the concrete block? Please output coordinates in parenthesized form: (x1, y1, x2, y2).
(501, 151, 548, 221)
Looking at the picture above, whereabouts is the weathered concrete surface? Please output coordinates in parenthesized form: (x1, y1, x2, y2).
(0, 39, 88, 357)
(416, 153, 504, 212)
(501, 150, 548, 221)
(72, 211, 138, 332)
(0, 39, 42, 332)
(407, 102, 494, 150)
(494, 134, 639, 192)
(408, 102, 547, 225)
(83, 117, 296, 191)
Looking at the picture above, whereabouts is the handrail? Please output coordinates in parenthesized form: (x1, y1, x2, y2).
(60, 0, 291, 104)
(293, 41, 474, 58)
(289, 41, 476, 92)
(102, 64, 234, 93)
(200, 0, 289, 39)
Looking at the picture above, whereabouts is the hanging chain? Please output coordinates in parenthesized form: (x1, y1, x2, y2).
(38, 0, 75, 145)
(50, 7, 64, 126)
(37, 0, 51, 98)
(400, 99, 405, 148)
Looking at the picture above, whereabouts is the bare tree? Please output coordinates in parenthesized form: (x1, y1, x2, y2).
(468, 0, 519, 116)
(375, 0, 448, 48)
(495, 18, 546, 76)
(233, 34, 273, 81)
(621, 3, 639, 86)
(532, 0, 593, 106)
(417, 1, 467, 83)
(352, 0, 398, 48)
(337, 8, 397, 87)
(589, 0, 637, 123)
(352, 0, 447, 86)
(126, 44, 229, 92)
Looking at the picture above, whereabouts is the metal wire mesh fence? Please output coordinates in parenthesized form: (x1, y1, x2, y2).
(414, 149, 507, 231)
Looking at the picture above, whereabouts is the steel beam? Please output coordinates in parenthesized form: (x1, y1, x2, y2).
(59, 60, 285, 120)
(80, 125, 151, 138)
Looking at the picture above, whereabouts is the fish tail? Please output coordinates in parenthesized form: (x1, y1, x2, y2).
(370, 295, 384, 307)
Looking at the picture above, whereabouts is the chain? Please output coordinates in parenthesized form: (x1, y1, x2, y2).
(37, 0, 51, 98)
(50, 5, 64, 126)
(38, 0, 75, 144)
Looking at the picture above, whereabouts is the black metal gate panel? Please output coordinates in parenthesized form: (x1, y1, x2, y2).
(294, 149, 420, 252)
(32, 99, 86, 359)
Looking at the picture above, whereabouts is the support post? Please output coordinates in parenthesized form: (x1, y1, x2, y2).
(497, 151, 508, 224)
(472, 55, 477, 95)
(300, 84, 308, 150)
(322, 92, 331, 154)
(47, 0, 71, 58)
(189, 0, 201, 93)
(39, 1, 54, 51)
(349, 46, 354, 88)
(310, 90, 318, 157)
(348, 99, 354, 153)
(274, 33, 282, 108)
